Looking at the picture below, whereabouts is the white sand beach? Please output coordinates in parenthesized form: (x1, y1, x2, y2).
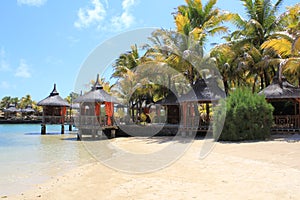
(8, 136, 300, 200)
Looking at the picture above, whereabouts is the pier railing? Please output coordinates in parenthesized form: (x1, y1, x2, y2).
(73, 115, 114, 128)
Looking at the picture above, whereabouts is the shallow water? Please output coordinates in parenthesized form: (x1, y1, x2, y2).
(0, 124, 94, 196)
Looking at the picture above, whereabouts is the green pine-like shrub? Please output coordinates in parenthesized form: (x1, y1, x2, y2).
(213, 88, 274, 141)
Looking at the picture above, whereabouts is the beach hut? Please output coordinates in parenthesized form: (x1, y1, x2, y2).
(21, 105, 36, 120)
(3, 104, 20, 119)
(37, 84, 70, 134)
(73, 74, 118, 140)
(259, 76, 300, 131)
(179, 78, 225, 135)
(155, 91, 180, 124)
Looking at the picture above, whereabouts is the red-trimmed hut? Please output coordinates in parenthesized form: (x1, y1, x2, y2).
(37, 84, 70, 134)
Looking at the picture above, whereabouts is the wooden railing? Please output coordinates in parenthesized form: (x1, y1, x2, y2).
(73, 116, 114, 128)
(273, 115, 300, 128)
(42, 116, 74, 124)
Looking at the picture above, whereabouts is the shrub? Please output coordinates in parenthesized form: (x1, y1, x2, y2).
(213, 88, 274, 141)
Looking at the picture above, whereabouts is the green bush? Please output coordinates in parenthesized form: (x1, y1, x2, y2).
(213, 88, 274, 141)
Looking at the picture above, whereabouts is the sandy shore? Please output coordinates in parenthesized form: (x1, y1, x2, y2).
(8, 136, 300, 200)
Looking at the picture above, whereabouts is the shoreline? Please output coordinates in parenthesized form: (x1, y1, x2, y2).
(7, 136, 300, 200)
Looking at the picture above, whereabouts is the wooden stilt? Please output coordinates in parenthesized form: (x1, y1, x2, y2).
(41, 124, 46, 135)
(77, 130, 81, 140)
(111, 129, 116, 138)
(61, 124, 64, 134)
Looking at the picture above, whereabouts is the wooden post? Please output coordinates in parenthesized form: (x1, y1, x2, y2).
(41, 124, 46, 135)
(61, 124, 64, 134)
(111, 129, 116, 138)
(77, 130, 81, 140)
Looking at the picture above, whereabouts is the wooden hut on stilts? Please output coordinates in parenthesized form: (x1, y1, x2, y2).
(73, 74, 118, 140)
(179, 78, 225, 136)
(37, 84, 70, 134)
(259, 76, 300, 133)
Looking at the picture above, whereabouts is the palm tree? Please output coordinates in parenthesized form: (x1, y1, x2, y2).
(174, 0, 233, 45)
(111, 44, 149, 79)
(260, 3, 300, 85)
(147, 29, 203, 87)
(227, 0, 284, 89)
(19, 94, 33, 109)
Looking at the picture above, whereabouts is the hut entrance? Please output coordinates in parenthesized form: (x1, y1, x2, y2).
(167, 105, 179, 124)
(259, 76, 300, 132)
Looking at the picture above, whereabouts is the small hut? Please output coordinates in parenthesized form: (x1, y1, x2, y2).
(179, 78, 225, 135)
(21, 105, 36, 120)
(155, 91, 180, 124)
(37, 84, 70, 134)
(259, 76, 300, 131)
(73, 74, 118, 139)
(3, 104, 20, 119)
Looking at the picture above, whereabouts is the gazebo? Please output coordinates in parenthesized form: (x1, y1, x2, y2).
(3, 104, 20, 119)
(259, 76, 300, 132)
(37, 84, 70, 134)
(21, 105, 36, 120)
(179, 78, 226, 135)
(73, 74, 118, 140)
(155, 90, 180, 124)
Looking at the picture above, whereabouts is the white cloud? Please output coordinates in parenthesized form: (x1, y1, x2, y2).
(15, 59, 31, 78)
(0, 48, 10, 71)
(17, 0, 47, 7)
(74, 0, 106, 29)
(67, 36, 80, 46)
(111, 0, 138, 30)
(0, 81, 10, 89)
(122, 0, 136, 10)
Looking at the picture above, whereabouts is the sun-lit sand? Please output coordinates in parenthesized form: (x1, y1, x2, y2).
(8, 136, 300, 200)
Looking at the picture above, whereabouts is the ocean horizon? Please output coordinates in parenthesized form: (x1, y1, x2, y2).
(0, 124, 93, 196)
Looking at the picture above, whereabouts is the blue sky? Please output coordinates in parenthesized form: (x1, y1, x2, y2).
(0, 0, 298, 101)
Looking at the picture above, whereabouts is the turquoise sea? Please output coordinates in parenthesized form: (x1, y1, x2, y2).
(0, 124, 94, 196)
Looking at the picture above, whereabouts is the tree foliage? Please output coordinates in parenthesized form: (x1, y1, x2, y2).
(213, 88, 274, 141)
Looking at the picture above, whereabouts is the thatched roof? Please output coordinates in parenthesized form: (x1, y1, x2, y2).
(21, 105, 35, 113)
(73, 74, 118, 103)
(3, 104, 20, 113)
(179, 78, 226, 103)
(155, 91, 179, 105)
(37, 84, 70, 107)
(258, 76, 300, 99)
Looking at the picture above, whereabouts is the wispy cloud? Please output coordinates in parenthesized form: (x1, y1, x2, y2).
(67, 36, 80, 46)
(0, 47, 10, 71)
(74, 0, 106, 29)
(17, 0, 47, 7)
(111, 0, 138, 30)
(15, 59, 31, 78)
(0, 81, 10, 89)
